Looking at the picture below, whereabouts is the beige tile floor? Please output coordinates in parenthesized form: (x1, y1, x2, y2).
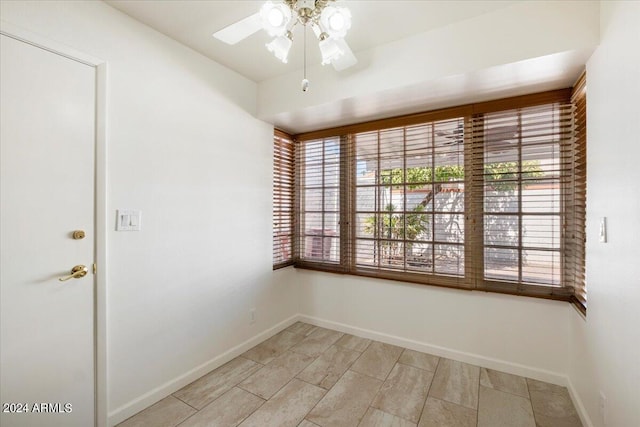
(117, 322, 583, 427)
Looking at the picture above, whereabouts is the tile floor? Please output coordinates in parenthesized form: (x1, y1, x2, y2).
(117, 322, 583, 427)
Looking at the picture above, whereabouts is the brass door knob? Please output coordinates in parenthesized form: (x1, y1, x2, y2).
(58, 265, 88, 281)
(72, 230, 85, 240)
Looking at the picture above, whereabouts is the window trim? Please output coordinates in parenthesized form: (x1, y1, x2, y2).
(286, 87, 586, 310)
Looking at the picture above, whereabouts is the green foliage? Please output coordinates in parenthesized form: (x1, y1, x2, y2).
(377, 161, 543, 192)
(379, 165, 464, 188)
(362, 204, 430, 260)
(484, 161, 544, 191)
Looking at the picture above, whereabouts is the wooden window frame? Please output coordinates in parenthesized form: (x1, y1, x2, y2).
(287, 87, 586, 309)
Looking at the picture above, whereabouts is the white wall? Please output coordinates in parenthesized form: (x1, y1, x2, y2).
(298, 270, 570, 382)
(568, 2, 640, 427)
(0, 1, 298, 425)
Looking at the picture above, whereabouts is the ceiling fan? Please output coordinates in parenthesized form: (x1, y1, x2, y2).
(213, 0, 357, 90)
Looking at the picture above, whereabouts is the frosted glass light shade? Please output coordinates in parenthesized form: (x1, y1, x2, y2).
(319, 37, 345, 65)
(266, 35, 293, 63)
(260, 1, 292, 37)
(320, 6, 352, 39)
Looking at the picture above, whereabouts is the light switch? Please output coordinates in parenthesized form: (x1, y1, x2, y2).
(599, 217, 607, 243)
(116, 209, 141, 231)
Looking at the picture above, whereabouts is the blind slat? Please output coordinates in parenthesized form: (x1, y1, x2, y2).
(273, 130, 295, 268)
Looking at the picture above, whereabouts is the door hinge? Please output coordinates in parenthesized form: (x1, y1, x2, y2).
(92, 263, 97, 274)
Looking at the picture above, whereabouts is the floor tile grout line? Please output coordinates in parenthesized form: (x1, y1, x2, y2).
(295, 375, 330, 391)
(417, 355, 442, 426)
(303, 360, 352, 422)
(382, 350, 403, 382)
(351, 344, 404, 425)
(240, 349, 320, 402)
(174, 356, 260, 396)
(368, 358, 411, 421)
(273, 337, 349, 409)
(233, 395, 268, 427)
(426, 358, 482, 419)
(240, 354, 266, 366)
(302, 350, 382, 426)
(396, 359, 438, 373)
(397, 347, 440, 373)
(295, 344, 362, 389)
(334, 335, 373, 354)
(526, 378, 540, 426)
(349, 343, 403, 383)
(173, 386, 267, 427)
(242, 333, 304, 365)
(173, 408, 199, 427)
(369, 403, 423, 426)
(427, 394, 479, 413)
(479, 367, 534, 400)
(236, 384, 269, 402)
(171, 362, 260, 411)
(427, 358, 481, 412)
(349, 366, 390, 383)
(171, 393, 200, 412)
(476, 363, 481, 427)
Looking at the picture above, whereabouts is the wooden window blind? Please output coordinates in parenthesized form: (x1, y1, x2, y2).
(296, 137, 342, 266)
(568, 72, 587, 312)
(352, 119, 467, 287)
(468, 102, 574, 299)
(273, 130, 294, 269)
(291, 88, 586, 306)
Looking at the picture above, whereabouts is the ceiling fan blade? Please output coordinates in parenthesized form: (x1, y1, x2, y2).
(213, 12, 262, 45)
(332, 39, 357, 71)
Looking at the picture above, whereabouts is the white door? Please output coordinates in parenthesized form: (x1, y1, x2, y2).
(1, 34, 96, 426)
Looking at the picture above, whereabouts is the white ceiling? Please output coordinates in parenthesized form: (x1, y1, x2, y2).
(105, 1, 598, 133)
(106, 0, 519, 83)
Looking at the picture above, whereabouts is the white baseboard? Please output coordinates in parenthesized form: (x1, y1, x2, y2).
(107, 314, 300, 426)
(299, 314, 567, 385)
(566, 377, 595, 427)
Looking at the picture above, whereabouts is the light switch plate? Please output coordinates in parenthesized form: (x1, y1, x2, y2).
(599, 217, 607, 243)
(116, 209, 142, 231)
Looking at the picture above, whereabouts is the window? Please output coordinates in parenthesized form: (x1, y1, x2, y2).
(469, 103, 574, 297)
(273, 130, 294, 268)
(353, 119, 466, 284)
(288, 88, 586, 310)
(297, 137, 342, 264)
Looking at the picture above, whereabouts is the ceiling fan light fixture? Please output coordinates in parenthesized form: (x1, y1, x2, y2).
(260, 1, 292, 37)
(319, 36, 345, 65)
(214, 0, 358, 87)
(320, 6, 351, 39)
(266, 32, 293, 63)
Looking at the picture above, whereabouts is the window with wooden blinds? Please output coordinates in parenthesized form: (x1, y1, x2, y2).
(468, 102, 574, 299)
(296, 137, 342, 266)
(291, 88, 586, 307)
(273, 130, 294, 269)
(569, 72, 587, 313)
(352, 119, 467, 287)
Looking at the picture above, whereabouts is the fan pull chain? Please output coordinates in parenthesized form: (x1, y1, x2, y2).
(302, 25, 309, 92)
